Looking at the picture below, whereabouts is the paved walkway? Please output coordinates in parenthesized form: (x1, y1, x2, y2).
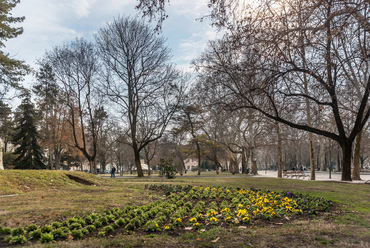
(255, 170, 370, 183)
(103, 170, 370, 183)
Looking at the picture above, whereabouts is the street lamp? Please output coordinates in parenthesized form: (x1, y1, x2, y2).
(329, 138, 332, 179)
(284, 149, 287, 171)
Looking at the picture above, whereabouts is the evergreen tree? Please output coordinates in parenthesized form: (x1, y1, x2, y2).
(0, 100, 13, 152)
(12, 94, 45, 169)
(0, 0, 28, 97)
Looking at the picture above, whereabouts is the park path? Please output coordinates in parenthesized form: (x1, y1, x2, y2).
(104, 170, 370, 184)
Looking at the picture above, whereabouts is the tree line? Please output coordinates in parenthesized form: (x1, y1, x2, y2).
(1, 0, 370, 181)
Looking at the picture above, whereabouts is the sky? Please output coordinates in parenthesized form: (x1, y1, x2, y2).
(4, 0, 220, 74)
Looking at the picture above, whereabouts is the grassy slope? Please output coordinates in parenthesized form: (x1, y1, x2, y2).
(1, 170, 370, 247)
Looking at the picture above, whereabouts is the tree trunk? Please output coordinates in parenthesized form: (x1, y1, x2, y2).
(134, 149, 144, 177)
(196, 141, 201, 176)
(251, 148, 258, 175)
(55, 151, 61, 170)
(341, 142, 352, 181)
(308, 134, 315, 180)
(241, 146, 248, 174)
(352, 130, 362, 180)
(89, 160, 94, 174)
(48, 147, 53, 170)
(276, 121, 283, 178)
(251, 158, 258, 175)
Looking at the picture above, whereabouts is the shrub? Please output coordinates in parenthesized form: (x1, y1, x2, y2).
(69, 223, 82, 231)
(84, 215, 94, 225)
(9, 235, 27, 245)
(94, 220, 103, 228)
(102, 225, 114, 234)
(11, 227, 25, 236)
(40, 225, 53, 233)
(28, 229, 42, 240)
(26, 224, 38, 232)
(39, 233, 54, 243)
(158, 157, 177, 179)
(51, 222, 61, 229)
(51, 228, 68, 240)
(115, 218, 126, 226)
(1, 227, 11, 235)
(86, 225, 96, 232)
(70, 229, 83, 239)
(125, 223, 136, 231)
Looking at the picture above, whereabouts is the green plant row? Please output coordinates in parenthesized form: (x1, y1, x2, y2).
(0, 184, 333, 245)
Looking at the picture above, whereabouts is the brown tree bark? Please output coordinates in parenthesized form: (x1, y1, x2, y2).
(352, 130, 362, 180)
(276, 121, 283, 178)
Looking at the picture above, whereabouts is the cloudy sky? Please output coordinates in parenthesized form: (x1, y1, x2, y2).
(4, 0, 220, 75)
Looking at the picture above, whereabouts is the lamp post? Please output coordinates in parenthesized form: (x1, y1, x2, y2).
(329, 138, 332, 179)
(265, 154, 267, 174)
(284, 149, 287, 171)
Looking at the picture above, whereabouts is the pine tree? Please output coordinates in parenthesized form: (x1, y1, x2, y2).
(0, 100, 13, 152)
(0, 0, 28, 96)
(12, 94, 45, 169)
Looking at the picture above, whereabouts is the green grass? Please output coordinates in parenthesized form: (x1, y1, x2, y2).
(1, 170, 370, 247)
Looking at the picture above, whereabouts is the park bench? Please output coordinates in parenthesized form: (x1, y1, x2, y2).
(283, 170, 309, 179)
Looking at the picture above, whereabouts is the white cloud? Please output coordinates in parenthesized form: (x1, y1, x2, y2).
(64, 0, 95, 18)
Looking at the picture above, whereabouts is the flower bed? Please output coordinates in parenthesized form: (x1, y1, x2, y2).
(0, 184, 333, 245)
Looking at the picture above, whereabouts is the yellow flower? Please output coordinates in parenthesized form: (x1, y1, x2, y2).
(225, 216, 231, 221)
(193, 222, 199, 226)
(221, 208, 230, 213)
(155, 224, 159, 227)
(210, 217, 218, 222)
(164, 225, 169, 230)
(190, 218, 197, 222)
(243, 216, 249, 221)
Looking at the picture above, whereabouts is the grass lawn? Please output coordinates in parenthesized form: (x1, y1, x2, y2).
(0, 170, 369, 247)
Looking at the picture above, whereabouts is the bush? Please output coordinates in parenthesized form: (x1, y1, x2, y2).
(3, 152, 18, 169)
(69, 223, 82, 231)
(40, 225, 53, 233)
(85, 225, 96, 232)
(11, 227, 25, 236)
(26, 224, 38, 232)
(39, 233, 54, 243)
(158, 157, 177, 179)
(115, 218, 126, 226)
(70, 229, 83, 239)
(9, 235, 27, 244)
(28, 229, 42, 240)
(51, 222, 61, 229)
(1, 227, 11, 235)
(102, 225, 114, 234)
(51, 228, 68, 240)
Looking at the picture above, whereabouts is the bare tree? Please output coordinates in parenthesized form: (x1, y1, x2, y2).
(44, 38, 100, 174)
(95, 16, 186, 177)
(194, 0, 370, 181)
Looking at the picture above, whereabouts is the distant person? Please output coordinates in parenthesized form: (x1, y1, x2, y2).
(303, 166, 306, 175)
(111, 166, 116, 178)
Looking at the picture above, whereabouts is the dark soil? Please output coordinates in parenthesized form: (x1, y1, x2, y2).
(66, 174, 95, 186)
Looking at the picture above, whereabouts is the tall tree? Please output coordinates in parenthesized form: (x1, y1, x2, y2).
(194, 0, 370, 181)
(0, 0, 28, 98)
(95, 16, 186, 177)
(44, 38, 100, 174)
(0, 100, 13, 152)
(12, 93, 45, 169)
